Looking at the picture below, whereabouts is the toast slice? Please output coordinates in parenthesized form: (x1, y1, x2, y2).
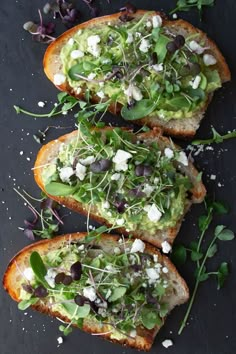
(3, 233, 189, 351)
(33, 126, 206, 248)
(43, 10, 230, 137)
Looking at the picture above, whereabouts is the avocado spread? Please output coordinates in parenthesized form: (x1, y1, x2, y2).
(59, 12, 222, 121)
(42, 127, 192, 234)
(19, 239, 171, 336)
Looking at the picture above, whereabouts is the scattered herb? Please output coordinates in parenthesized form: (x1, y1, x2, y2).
(192, 127, 236, 145)
(172, 199, 235, 334)
(33, 125, 73, 144)
(23, 9, 55, 43)
(30, 252, 48, 285)
(170, 0, 215, 17)
(14, 188, 63, 239)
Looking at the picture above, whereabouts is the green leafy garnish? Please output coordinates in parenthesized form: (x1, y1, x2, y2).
(18, 298, 38, 310)
(170, 0, 215, 16)
(121, 99, 156, 120)
(109, 287, 127, 302)
(192, 127, 236, 145)
(176, 199, 234, 334)
(30, 251, 48, 285)
(45, 182, 78, 196)
(141, 307, 162, 329)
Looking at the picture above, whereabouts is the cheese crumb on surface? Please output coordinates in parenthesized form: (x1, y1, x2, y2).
(112, 150, 132, 172)
(144, 204, 162, 222)
(130, 239, 146, 253)
(102, 201, 110, 209)
(176, 151, 188, 166)
(79, 155, 95, 166)
(44, 268, 57, 288)
(57, 336, 63, 345)
(139, 38, 151, 53)
(97, 91, 105, 99)
(70, 49, 84, 59)
(161, 241, 172, 254)
(189, 40, 205, 54)
(88, 72, 96, 80)
(87, 35, 101, 57)
(68, 38, 74, 45)
(210, 174, 216, 180)
(146, 268, 160, 280)
(126, 32, 133, 44)
(23, 268, 35, 281)
(153, 63, 164, 72)
(116, 218, 125, 226)
(162, 339, 173, 348)
(111, 173, 121, 181)
(37, 101, 45, 108)
(191, 75, 201, 90)
(53, 73, 66, 86)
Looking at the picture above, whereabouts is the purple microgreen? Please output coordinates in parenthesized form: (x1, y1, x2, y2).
(82, 0, 99, 17)
(119, 2, 137, 14)
(24, 228, 35, 241)
(23, 9, 56, 43)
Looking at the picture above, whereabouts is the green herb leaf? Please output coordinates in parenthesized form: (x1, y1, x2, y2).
(198, 214, 212, 232)
(192, 127, 236, 146)
(109, 287, 127, 302)
(217, 262, 229, 290)
(45, 182, 78, 196)
(171, 244, 187, 266)
(154, 34, 169, 63)
(18, 298, 38, 310)
(76, 304, 91, 318)
(30, 251, 47, 285)
(59, 325, 73, 336)
(212, 201, 229, 215)
(191, 250, 203, 262)
(57, 92, 69, 103)
(121, 99, 156, 120)
(217, 228, 235, 241)
(207, 243, 218, 258)
(141, 307, 162, 330)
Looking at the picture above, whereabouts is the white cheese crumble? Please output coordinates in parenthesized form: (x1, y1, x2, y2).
(152, 15, 162, 28)
(142, 184, 155, 197)
(113, 247, 121, 255)
(59, 166, 74, 183)
(78, 244, 85, 251)
(203, 54, 217, 66)
(124, 84, 143, 102)
(162, 267, 169, 274)
(44, 268, 57, 288)
(79, 155, 95, 166)
(139, 38, 151, 53)
(189, 40, 205, 54)
(161, 241, 172, 254)
(126, 32, 133, 44)
(23, 267, 34, 281)
(176, 151, 188, 166)
(111, 173, 121, 181)
(37, 101, 45, 108)
(97, 91, 105, 99)
(87, 35, 101, 57)
(172, 13, 178, 19)
(88, 72, 96, 80)
(153, 254, 158, 262)
(144, 204, 162, 222)
(112, 150, 132, 172)
(164, 147, 174, 159)
(130, 239, 146, 253)
(75, 162, 86, 181)
(116, 218, 125, 226)
(57, 336, 63, 345)
(210, 174, 216, 180)
(146, 20, 152, 27)
(102, 201, 110, 209)
(83, 287, 97, 302)
(152, 63, 164, 72)
(146, 268, 160, 280)
(53, 73, 66, 86)
(162, 339, 173, 348)
(70, 49, 84, 59)
(130, 329, 137, 338)
(68, 38, 74, 45)
(190, 75, 202, 90)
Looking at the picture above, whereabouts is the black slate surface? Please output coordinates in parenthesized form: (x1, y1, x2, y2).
(0, 1, 236, 353)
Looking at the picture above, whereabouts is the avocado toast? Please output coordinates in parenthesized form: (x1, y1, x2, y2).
(33, 126, 206, 248)
(3, 233, 189, 351)
(44, 10, 230, 137)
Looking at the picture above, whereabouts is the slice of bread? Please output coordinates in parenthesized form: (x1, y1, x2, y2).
(43, 10, 230, 137)
(33, 127, 206, 248)
(3, 233, 189, 351)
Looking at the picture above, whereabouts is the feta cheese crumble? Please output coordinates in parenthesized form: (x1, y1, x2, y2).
(112, 150, 132, 171)
(144, 204, 162, 222)
(111, 173, 121, 181)
(130, 239, 146, 253)
(191, 75, 201, 90)
(79, 155, 95, 166)
(57, 336, 63, 345)
(53, 73, 66, 86)
(152, 15, 162, 28)
(70, 49, 84, 59)
(203, 54, 217, 66)
(83, 287, 97, 302)
(87, 35, 101, 57)
(37, 101, 45, 108)
(176, 151, 188, 166)
(88, 72, 96, 80)
(124, 84, 143, 102)
(161, 241, 172, 254)
(97, 91, 105, 99)
(126, 32, 133, 44)
(164, 148, 174, 159)
(146, 268, 160, 280)
(75, 162, 86, 181)
(189, 40, 205, 55)
(59, 166, 74, 183)
(44, 268, 57, 288)
(153, 63, 164, 72)
(139, 38, 151, 53)
(23, 267, 34, 281)
(162, 339, 173, 348)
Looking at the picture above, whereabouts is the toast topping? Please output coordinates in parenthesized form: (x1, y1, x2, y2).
(57, 12, 222, 122)
(18, 239, 173, 337)
(42, 127, 193, 233)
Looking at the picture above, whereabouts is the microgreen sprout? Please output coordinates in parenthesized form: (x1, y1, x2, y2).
(23, 9, 56, 43)
(192, 127, 236, 145)
(170, 0, 215, 17)
(82, 0, 99, 18)
(171, 199, 234, 334)
(14, 188, 63, 239)
(43, 0, 80, 28)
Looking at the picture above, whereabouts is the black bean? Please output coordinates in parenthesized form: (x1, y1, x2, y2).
(174, 35, 185, 49)
(62, 275, 73, 286)
(70, 261, 82, 281)
(166, 41, 178, 54)
(55, 272, 66, 285)
(74, 294, 86, 306)
(34, 285, 48, 298)
(22, 284, 34, 294)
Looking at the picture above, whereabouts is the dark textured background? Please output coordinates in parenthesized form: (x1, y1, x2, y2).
(0, 1, 235, 353)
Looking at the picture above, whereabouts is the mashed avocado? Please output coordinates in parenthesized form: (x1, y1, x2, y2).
(59, 13, 222, 121)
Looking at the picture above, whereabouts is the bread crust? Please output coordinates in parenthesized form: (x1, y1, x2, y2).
(43, 10, 231, 137)
(33, 127, 206, 248)
(3, 232, 189, 351)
